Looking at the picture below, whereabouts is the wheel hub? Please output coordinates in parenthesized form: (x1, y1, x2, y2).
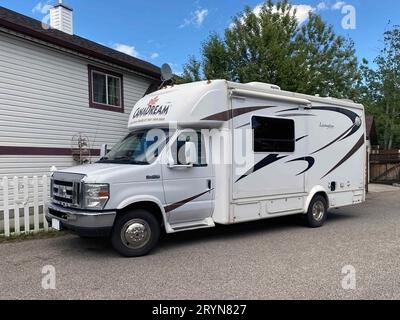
(312, 201, 325, 221)
(121, 219, 151, 249)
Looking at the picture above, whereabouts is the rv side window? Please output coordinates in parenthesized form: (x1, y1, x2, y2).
(252, 116, 295, 153)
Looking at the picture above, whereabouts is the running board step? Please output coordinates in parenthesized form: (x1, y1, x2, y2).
(170, 217, 215, 232)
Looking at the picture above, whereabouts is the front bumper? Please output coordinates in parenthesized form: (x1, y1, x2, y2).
(45, 202, 116, 237)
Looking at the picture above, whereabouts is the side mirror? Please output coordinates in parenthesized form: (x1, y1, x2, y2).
(185, 142, 197, 165)
(100, 144, 108, 158)
(167, 141, 198, 169)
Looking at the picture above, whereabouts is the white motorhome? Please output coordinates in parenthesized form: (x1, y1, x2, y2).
(46, 80, 367, 257)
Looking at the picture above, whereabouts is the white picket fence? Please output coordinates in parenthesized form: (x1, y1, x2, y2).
(1, 175, 51, 237)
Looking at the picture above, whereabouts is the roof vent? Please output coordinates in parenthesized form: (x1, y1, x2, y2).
(50, 0, 73, 35)
(246, 82, 281, 91)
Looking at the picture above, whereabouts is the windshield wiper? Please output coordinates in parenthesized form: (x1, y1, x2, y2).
(114, 156, 131, 161)
(97, 156, 149, 165)
(129, 160, 149, 165)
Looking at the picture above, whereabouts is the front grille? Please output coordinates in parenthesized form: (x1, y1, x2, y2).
(51, 172, 85, 208)
(53, 180, 73, 187)
(52, 179, 81, 208)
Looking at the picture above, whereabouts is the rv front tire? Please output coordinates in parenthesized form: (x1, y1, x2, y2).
(111, 209, 160, 257)
(305, 195, 328, 228)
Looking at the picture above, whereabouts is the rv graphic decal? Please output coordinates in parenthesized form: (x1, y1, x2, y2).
(286, 157, 316, 176)
(313, 107, 361, 140)
(279, 113, 316, 117)
(321, 135, 365, 179)
(236, 154, 287, 183)
(319, 123, 335, 129)
(232, 106, 363, 182)
(164, 190, 213, 213)
(295, 135, 308, 142)
(311, 107, 362, 154)
(202, 106, 275, 121)
(131, 96, 171, 121)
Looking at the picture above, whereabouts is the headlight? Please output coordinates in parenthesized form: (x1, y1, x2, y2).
(83, 184, 110, 209)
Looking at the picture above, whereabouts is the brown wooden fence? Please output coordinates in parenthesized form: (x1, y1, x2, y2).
(370, 150, 400, 183)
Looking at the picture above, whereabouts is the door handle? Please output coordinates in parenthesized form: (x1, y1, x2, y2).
(146, 175, 160, 180)
(207, 179, 212, 190)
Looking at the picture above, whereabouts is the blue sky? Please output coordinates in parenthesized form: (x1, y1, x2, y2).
(0, 0, 398, 74)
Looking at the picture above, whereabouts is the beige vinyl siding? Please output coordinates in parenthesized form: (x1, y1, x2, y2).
(0, 31, 154, 210)
(0, 156, 78, 176)
(0, 31, 152, 179)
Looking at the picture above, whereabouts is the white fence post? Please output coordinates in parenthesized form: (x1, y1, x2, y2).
(33, 176, 40, 233)
(42, 175, 49, 231)
(23, 176, 29, 234)
(2, 177, 10, 237)
(13, 176, 20, 236)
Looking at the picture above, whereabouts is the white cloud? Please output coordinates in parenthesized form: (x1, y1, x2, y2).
(232, 3, 315, 27)
(113, 44, 139, 57)
(316, 1, 347, 11)
(251, 4, 263, 17)
(317, 2, 329, 11)
(32, 1, 52, 14)
(293, 5, 316, 24)
(179, 8, 209, 28)
(195, 9, 209, 26)
(233, 1, 348, 28)
(332, 1, 346, 10)
(150, 52, 159, 59)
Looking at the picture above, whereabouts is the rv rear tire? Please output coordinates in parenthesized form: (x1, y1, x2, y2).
(305, 195, 328, 228)
(111, 209, 160, 257)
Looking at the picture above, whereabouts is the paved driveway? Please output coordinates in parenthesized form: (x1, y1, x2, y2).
(0, 191, 399, 300)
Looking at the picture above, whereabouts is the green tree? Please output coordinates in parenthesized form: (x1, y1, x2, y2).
(360, 26, 400, 149)
(179, 55, 202, 83)
(202, 34, 230, 80)
(181, 0, 360, 99)
(222, 0, 298, 85)
(295, 14, 359, 99)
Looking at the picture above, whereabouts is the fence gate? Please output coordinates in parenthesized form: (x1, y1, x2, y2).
(370, 150, 400, 184)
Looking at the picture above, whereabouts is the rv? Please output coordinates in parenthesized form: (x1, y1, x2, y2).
(46, 80, 367, 257)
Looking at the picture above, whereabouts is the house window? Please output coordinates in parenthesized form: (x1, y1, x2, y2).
(88, 65, 124, 112)
(252, 116, 295, 153)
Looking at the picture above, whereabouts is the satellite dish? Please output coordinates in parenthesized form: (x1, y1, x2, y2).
(161, 63, 173, 82)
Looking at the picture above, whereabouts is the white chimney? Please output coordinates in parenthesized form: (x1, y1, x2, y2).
(49, 0, 73, 35)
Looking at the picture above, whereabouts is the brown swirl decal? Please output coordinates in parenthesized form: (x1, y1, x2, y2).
(201, 106, 276, 121)
(321, 135, 365, 179)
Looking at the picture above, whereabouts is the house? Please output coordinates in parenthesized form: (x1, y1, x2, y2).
(366, 116, 379, 150)
(0, 4, 161, 178)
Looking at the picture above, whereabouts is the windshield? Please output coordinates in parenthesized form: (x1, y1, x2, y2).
(98, 129, 170, 165)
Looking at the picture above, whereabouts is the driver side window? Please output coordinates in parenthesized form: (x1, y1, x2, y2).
(171, 131, 207, 167)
